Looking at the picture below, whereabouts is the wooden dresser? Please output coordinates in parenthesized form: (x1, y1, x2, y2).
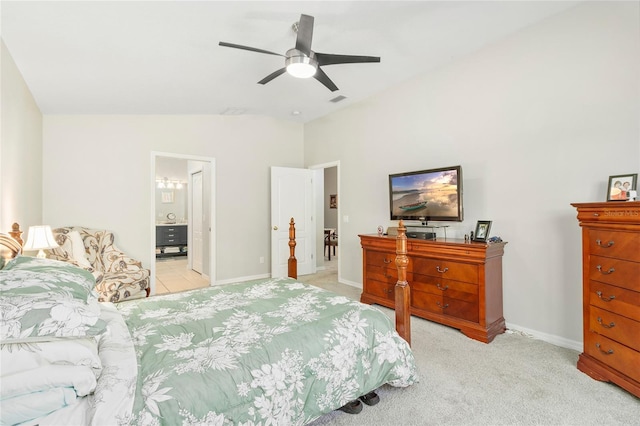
(572, 201, 640, 398)
(359, 234, 507, 343)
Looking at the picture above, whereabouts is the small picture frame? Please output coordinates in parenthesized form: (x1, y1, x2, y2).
(161, 191, 174, 203)
(473, 221, 492, 242)
(606, 174, 637, 201)
(330, 194, 337, 209)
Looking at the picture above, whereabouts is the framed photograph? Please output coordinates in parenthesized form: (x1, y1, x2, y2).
(330, 194, 337, 209)
(607, 174, 637, 201)
(473, 220, 492, 242)
(161, 191, 174, 203)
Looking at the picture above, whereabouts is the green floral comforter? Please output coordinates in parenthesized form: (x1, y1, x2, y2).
(117, 277, 418, 425)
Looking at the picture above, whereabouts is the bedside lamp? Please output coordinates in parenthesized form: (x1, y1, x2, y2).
(23, 225, 59, 258)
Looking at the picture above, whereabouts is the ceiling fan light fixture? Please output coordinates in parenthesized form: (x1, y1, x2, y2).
(285, 49, 317, 78)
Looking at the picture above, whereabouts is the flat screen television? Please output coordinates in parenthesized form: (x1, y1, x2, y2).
(389, 165, 463, 222)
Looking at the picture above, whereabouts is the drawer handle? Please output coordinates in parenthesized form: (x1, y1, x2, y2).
(436, 283, 449, 291)
(596, 291, 615, 302)
(436, 301, 449, 309)
(384, 288, 393, 294)
(383, 258, 392, 264)
(595, 239, 614, 248)
(384, 274, 393, 279)
(596, 317, 615, 329)
(595, 343, 614, 355)
(596, 265, 615, 275)
(436, 266, 449, 273)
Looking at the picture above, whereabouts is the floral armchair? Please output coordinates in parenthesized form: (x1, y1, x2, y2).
(46, 227, 150, 302)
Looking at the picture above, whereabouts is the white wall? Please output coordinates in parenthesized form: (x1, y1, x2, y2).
(0, 40, 43, 234)
(42, 115, 303, 281)
(304, 1, 640, 348)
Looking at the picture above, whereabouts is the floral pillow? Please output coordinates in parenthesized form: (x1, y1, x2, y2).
(0, 256, 106, 343)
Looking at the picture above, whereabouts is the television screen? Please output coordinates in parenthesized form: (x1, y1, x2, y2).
(389, 165, 463, 222)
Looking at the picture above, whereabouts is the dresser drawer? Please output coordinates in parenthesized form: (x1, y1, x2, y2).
(590, 306, 640, 352)
(411, 287, 478, 322)
(589, 255, 640, 291)
(584, 332, 640, 383)
(366, 264, 399, 285)
(588, 230, 640, 262)
(365, 251, 397, 267)
(412, 258, 478, 283)
(365, 279, 396, 302)
(411, 291, 442, 315)
(443, 298, 479, 323)
(412, 274, 477, 303)
(589, 282, 640, 322)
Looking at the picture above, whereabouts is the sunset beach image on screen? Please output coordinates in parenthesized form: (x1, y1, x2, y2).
(389, 166, 463, 221)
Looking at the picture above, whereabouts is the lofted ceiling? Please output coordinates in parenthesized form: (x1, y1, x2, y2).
(1, 1, 580, 123)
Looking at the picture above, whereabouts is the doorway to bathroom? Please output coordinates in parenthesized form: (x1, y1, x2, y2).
(151, 152, 215, 295)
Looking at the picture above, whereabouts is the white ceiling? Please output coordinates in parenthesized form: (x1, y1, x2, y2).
(1, 1, 580, 123)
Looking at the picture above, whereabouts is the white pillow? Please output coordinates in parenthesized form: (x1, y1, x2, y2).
(69, 231, 91, 269)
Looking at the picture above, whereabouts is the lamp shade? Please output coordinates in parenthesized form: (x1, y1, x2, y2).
(23, 225, 59, 258)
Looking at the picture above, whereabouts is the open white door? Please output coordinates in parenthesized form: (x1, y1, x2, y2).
(271, 167, 314, 277)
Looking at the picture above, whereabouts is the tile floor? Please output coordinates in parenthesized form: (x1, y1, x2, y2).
(155, 256, 209, 295)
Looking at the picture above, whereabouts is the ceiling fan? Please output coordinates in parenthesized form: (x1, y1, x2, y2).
(219, 14, 380, 92)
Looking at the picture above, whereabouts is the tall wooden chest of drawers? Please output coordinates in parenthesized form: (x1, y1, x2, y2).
(572, 201, 640, 398)
(359, 234, 507, 343)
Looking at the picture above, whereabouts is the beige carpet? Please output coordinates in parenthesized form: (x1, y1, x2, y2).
(300, 269, 639, 426)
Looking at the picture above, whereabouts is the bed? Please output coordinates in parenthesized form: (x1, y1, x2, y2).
(0, 220, 418, 425)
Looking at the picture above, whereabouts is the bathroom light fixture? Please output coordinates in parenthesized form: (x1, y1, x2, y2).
(156, 178, 185, 189)
(23, 225, 59, 258)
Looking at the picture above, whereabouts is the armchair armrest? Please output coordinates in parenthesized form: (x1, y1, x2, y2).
(95, 232, 150, 302)
(99, 232, 145, 273)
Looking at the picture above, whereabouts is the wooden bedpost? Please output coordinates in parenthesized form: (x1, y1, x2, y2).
(9, 223, 24, 246)
(288, 217, 297, 279)
(395, 220, 411, 346)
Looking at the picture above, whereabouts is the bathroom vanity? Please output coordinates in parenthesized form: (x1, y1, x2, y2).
(156, 224, 187, 258)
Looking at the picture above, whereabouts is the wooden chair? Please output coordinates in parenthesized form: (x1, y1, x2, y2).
(324, 230, 338, 260)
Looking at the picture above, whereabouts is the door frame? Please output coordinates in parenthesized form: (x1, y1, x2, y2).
(150, 151, 216, 295)
(309, 160, 340, 280)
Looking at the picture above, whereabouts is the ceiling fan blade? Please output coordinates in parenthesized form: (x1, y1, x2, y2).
(219, 42, 284, 57)
(313, 67, 339, 92)
(258, 68, 287, 85)
(295, 14, 314, 56)
(315, 52, 381, 66)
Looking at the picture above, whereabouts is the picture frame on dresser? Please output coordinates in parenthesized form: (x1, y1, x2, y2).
(606, 173, 637, 201)
(473, 220, 492, 242)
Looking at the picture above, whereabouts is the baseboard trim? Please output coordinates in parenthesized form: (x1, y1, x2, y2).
(505, 322, 582, 352)
(339, 278, 362, 289)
